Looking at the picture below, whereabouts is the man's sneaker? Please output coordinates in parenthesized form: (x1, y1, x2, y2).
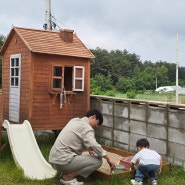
(130, 179, 143, 185)
(74, 179, 84, 185)
(151, 180, 157, 185)
(60, 178, 84, 185)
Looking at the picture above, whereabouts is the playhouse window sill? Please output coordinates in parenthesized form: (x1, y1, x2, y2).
(49, 90, 76, 95)
(49, 90, 76, 105)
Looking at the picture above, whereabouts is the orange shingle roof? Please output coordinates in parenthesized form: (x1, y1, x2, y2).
(1, 26, 95, 58)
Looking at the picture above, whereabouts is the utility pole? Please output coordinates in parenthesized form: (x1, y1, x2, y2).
(44, 0, 52, 30)
(176, 33, 179, 104)
(156, 77, 158, 89)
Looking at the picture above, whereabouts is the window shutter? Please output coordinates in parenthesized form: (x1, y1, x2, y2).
(73, 66, 84, 91)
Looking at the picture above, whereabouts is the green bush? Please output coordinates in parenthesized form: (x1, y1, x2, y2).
(90, 86, 102, 95)
(104, 90, 116, 97)
(126, 91, 136, 99)
(90, 74, 113, 94)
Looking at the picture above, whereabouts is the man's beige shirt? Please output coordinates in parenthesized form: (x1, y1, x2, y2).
(49, 117, 107, 165)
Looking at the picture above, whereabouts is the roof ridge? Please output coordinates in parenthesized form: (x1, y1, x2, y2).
(1, 26, 95, 58)
(14, 26, 59, 33)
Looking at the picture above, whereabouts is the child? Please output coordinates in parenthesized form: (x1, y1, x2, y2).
(130, 138, 162, 185)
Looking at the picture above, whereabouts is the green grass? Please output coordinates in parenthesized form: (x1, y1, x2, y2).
(1, 133, 185, 185)
(115, 92, 185, 104)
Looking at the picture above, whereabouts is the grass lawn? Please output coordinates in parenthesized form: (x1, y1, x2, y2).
(115, 92, 185, 104)
(0, 133, 185, 185)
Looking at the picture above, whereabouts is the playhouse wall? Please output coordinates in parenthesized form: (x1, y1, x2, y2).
(2, 33, 31, 123)
(2, 33, 90, 130)
(0, 93, 2, 130)
(29, 53, 90, 130)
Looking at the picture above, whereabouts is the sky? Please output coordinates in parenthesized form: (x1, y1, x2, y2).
(1, 0, 185, 67)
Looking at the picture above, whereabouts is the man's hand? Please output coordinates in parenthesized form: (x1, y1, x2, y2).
(88, 150, 96, 156)
(105, 156, 115, 169)
(107, 158, 115, 169)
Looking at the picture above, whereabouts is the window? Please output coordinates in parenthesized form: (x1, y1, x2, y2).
(52, 66, 63, 89)
(73, 66, 84, 91)
(51, 65, 84, 92)
(10, 54, 21, 87)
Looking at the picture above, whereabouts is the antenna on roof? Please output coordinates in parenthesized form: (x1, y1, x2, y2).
(43, 0, 52, 30)
(43, 0, 60, 31)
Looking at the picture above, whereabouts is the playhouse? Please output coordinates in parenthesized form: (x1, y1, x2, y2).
(0, 26, 94, 131)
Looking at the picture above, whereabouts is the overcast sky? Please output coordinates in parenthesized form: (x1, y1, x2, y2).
(1, 0, 185, 67)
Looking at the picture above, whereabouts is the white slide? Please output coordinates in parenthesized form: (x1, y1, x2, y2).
(3, 120, 57, 180)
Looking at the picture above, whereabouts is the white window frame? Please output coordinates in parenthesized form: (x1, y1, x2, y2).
(10, 54, 21, 87)
(73, 66, 84, 91)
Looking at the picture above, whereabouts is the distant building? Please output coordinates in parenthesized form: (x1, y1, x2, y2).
(155, 86, 185, 94)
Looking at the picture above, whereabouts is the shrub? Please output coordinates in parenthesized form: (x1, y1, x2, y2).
(104, 90, 116, 97)
(126, 91, 136, 99)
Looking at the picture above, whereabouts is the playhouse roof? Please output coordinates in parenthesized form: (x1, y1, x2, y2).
(0, 26, 95, 59)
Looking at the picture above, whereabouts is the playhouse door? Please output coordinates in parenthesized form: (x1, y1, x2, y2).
(9, 54, 21, 123)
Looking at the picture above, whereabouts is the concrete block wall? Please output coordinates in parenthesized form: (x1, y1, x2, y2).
(90, 95, 185, 167)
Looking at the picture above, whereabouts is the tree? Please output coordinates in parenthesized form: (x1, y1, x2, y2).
(89, 48, 185, 94)
(155, 65, 169, 88)
(90, 74, 113, 94)
(90, 47, 110, 78)
(179, 67, 185, 86)
(90, 48, 143, 86)
(115, 77, 134, 93)
(0, 34, 6, 88)
(0, 34, 6, 48)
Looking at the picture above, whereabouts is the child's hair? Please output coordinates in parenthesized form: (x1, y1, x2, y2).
(136, 138, 150, 148)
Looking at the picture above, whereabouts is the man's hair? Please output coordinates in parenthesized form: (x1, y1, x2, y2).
(85, 109, 103, 125)
(136, 138, 150, 148)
